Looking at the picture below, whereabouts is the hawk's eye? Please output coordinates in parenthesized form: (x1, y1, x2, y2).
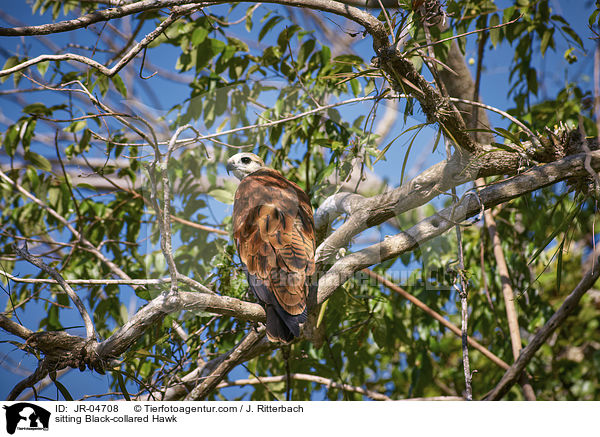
(241, 157, 251, 164)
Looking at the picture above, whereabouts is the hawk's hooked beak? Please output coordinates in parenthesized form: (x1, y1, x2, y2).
(226, 161, 234, 175)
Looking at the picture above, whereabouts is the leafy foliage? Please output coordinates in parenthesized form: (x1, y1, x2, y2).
(0, 0, 598, 401)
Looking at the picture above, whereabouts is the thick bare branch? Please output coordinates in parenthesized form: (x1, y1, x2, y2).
(0, 1, 201, 36)
(7, 362, 50, 401)
(96, 290, 264, 358)
(0, 8, 188, 78)
(0, 0, 388, 44)
(0, 314, 33, 340)
(315, 131, 595, 265)
(316, 150, 600, 305)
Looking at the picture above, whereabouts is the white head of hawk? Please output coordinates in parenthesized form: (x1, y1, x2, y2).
(226, 152, 265, 180)
(227, 153, 316, 342)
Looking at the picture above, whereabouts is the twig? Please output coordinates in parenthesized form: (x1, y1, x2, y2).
(0, 6, 194, 79)
(454, 212, 472, 400)
(0, 272, 164, 286)
(216, 372, 392, 401)
(485, 251, 600, 400)
(139, 46, 157, 79)
(400, 396, 463, 401)
(13, 243, 96, 339)
(239, 363, 283, 401)
(595, 40, 600, 146)
(173, 94, 406, 152)
(448, 97, 539, 145)
(404, 15, 522, 57)
(81, 94, 405, 151)
(376, 0, 394, 41)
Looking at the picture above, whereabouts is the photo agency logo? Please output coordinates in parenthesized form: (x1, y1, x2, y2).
(3, 403, 50, 434)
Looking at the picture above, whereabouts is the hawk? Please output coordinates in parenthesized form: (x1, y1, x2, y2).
(226, 153, 315, 342)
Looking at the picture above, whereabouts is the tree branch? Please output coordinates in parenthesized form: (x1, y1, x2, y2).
(0, 1, 205, 36)
(217, 372, 392, 401)
(316, 150, 600, 306)
(0, 0, 388, 44)
(0, 313, 33, 340)
(314, 132, 578, 265)
(7, 361, 50, 401)
(0, 9, 187, 78)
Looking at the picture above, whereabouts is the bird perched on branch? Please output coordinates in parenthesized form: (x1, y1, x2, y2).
(226, 153, 315, 342)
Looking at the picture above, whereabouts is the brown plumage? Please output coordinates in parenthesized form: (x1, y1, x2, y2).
(227, 153, 315, 342)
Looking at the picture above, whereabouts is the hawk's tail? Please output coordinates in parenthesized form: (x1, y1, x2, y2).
(265, 304, 306, 343)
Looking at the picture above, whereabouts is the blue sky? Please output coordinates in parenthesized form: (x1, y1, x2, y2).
(0, 1, 596, 400)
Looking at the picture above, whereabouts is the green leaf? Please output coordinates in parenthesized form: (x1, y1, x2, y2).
(208, 188, 234, 204)
(23, 102, 52, 116)
(277, 25, 300, 50)
(561, 25, 584, 49)
(195, 38, 225, 72)
(3, 124, 19, 157)
(589, 9, 600, 27)
(24, 151, 52, 172)
(245, 6, 255, 32)
(50, 373, 73, 400)
(64, 120, 87, 133)
(490, 142, 520, 154)
(400, 125, 423, 185)
(79, 128, 92, 153)
(489, 14, 501, 47)
(528, 201, 581, 265)
(494, 127, 522, 145)
(527, 68, 538, 95)
(540, 28, 554, 56)
(191, 26, 208, 45)
(0, 56, 19, 84)
(21, 119, 37, 151)
(297, 39, 316, 67)
(111, 74, 127, 98)
(374, 132, 403, 165)
(76, 182, 97, 191)
(556, 240, 564, 291)
(259, 16, 282, 41)
(115, 371, 131, 401)
(37, 60, 50, 77)
(349, 78, 360, 96)
(93, 74, 110, 96)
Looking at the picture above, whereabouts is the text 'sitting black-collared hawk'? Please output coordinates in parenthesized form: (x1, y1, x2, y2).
(226, 153, 315, 342)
